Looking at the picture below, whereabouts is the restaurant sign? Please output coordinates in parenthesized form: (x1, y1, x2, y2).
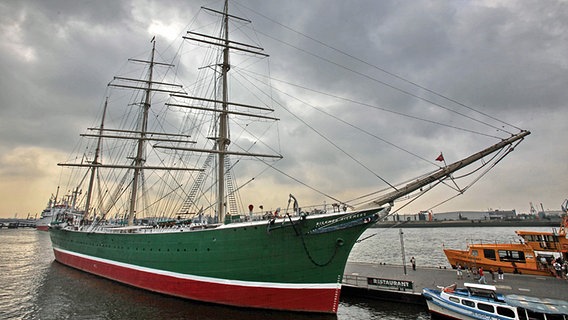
(367, 277, 413, 290)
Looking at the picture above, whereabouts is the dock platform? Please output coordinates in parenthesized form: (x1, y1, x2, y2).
(342, 262, 568, 305)
(0, 219, 36, 229)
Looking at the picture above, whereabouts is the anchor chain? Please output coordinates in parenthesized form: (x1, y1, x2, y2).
(286, 213, 342, 267)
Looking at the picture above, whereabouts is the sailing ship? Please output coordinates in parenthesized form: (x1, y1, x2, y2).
(49, 1, 530, 313)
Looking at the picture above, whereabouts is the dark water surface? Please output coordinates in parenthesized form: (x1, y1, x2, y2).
(0, 226, 549, 319)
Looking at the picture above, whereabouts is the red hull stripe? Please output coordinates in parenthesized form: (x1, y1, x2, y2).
(53, 248, 340, 313)
(37, 226, 49, 231)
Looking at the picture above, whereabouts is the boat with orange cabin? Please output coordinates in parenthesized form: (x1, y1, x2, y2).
(443, 242, 556, 277)
(515, 203, 568, 253)
(445, 199, 567, 277)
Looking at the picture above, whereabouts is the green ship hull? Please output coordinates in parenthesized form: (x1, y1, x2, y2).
(50, 208, 382, 313)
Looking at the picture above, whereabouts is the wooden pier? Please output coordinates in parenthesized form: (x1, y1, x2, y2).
(341, 262, 568, 305)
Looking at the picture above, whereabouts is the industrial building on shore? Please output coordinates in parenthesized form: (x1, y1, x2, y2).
(385, 209, 564, 222)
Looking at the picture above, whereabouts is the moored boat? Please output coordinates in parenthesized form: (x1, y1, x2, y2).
(38, 205, 82, 231)
(37, 190, 84, 231)
(444, 242, 556, 277)
(515, 203, 568, 254)
(52, 208, 383, 312)
(423, 283, 568, 320)
(37, 204, 61, 231)
(49, 0, 530, 313)
(445, 199, 568, 276)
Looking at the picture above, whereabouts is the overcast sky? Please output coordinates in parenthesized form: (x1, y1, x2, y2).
(1, 0, 567, 218)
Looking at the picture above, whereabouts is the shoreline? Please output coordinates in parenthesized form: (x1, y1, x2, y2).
(372, 219, 561, 228)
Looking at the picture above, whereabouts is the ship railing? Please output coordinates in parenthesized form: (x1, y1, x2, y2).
(466, 238, 521, 246)
(78, 208, 340, 232)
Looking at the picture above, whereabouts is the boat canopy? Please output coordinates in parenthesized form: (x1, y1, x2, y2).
(505, 294, 568, 315)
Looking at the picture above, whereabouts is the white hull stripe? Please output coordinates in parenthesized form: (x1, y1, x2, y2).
(54, 247, 339, 290)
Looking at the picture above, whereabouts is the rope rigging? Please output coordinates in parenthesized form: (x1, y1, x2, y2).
(212, 13, 527, 211)
(236, 66, 524, 211)
(232, 0, 521, 133)
(168, 6, 527, 215)
(60, 3, 530, 225)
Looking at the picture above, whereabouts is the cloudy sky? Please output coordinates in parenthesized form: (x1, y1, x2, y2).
(1, 0, 567, 219)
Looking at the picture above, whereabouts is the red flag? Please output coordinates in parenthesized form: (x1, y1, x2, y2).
(435, 153, 444, 162)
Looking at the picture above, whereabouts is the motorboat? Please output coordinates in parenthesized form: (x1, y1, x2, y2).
(423, 282, 568, 319)
(444, 242, 556, 277)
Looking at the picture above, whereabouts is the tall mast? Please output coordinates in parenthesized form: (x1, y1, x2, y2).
(179, 2, 272, 221)
(84, 97, 108, 220)
(217, 0, 230, 223)
(128, 40, 155, 226)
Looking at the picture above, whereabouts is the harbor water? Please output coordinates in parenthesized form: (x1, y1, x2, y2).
(0, 226, 552, 319)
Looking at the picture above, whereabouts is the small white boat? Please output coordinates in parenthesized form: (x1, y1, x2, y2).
(423, 282, 568, 320)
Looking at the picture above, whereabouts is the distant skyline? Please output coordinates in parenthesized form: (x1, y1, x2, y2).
(1, 0, 567, 218)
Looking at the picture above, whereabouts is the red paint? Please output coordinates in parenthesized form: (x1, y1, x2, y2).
(37, 226, 49, 231)
(53, 249, 339, 313)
